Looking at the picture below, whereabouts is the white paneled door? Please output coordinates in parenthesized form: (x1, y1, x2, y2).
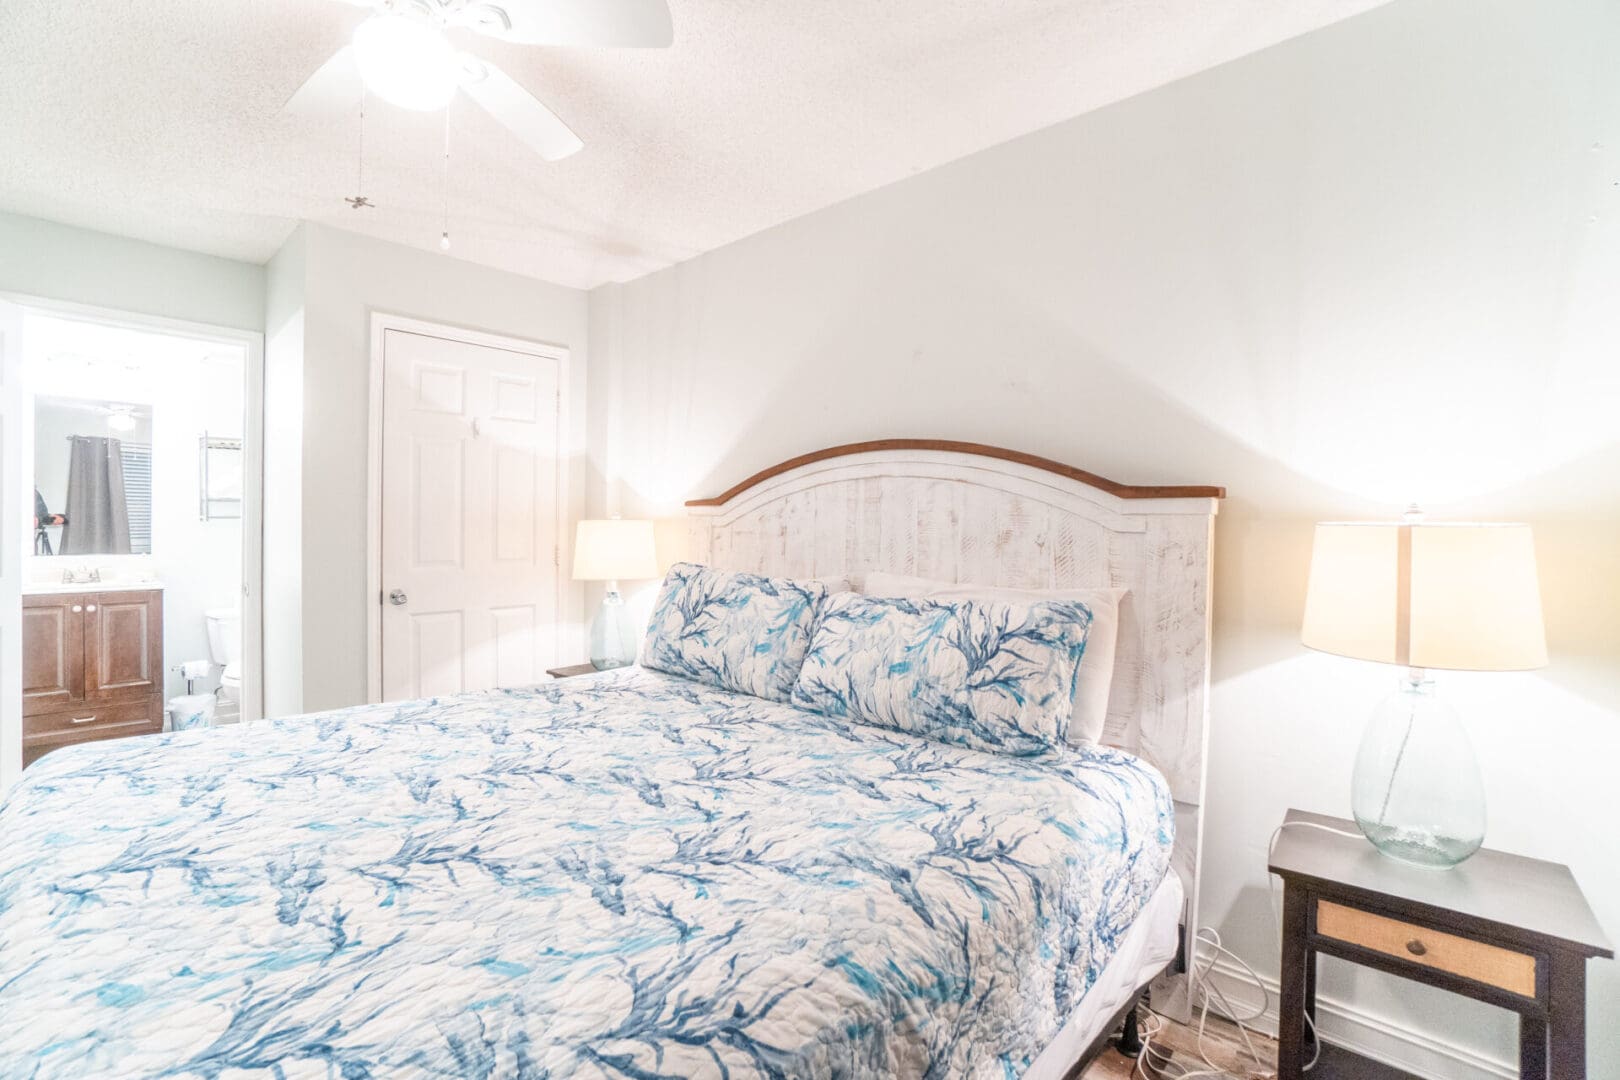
(379, 327, 565, 703)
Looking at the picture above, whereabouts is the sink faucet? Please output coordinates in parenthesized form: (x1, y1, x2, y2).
(61, 566, 101, 585)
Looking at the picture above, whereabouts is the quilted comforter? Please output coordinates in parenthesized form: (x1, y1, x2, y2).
(0, 668, 1173, 1079)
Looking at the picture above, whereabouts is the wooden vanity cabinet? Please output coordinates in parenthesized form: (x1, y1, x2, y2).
(22, 590, 164, 767)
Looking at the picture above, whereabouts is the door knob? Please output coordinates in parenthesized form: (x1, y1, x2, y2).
(389, 589, 408, 606)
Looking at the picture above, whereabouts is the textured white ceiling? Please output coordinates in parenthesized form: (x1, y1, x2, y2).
(0, 0, 1389, 290)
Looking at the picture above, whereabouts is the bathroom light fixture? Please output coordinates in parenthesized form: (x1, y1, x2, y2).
(106, 409, 137, 433)
(352, 14, 459, 112)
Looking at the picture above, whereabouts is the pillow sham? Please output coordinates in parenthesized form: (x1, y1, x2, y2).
(856, 571, 940, 599)
(861, 571, 1127, 746)
(641, 562, 827, 702)
(790, 592, 1092, 756)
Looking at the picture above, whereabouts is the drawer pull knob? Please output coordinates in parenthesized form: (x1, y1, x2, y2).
(1406, 939, 1427, 957)
(71, 605, 82, 613)
(69, 716, 97, 725)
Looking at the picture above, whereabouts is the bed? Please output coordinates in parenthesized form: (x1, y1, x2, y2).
(0, 440, 1220, 1077)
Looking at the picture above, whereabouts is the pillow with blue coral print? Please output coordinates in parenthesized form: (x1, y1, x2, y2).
(640, 562, 828, 702)
(791, 593, 1092, 756)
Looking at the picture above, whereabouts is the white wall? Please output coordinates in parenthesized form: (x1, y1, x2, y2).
(0, 211, 594, 719)
(0, 211, 265, 332)
(264, 223, 591, 713)
(262, 228, 306, 717)
(587, 0, 1620, 1075)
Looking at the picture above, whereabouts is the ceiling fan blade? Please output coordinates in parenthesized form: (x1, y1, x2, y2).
(283, 45, 361, 115)
(458, 58, 583, 162)
(458, 0, 672, 47)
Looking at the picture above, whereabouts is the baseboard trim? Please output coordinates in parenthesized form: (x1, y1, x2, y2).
(1198, 950, 1517, 1080)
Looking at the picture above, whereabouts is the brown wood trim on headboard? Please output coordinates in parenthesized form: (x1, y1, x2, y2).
(684, 439, 1227, 507)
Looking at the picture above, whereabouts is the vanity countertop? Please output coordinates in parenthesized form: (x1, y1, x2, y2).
(23, 581, 164, 596)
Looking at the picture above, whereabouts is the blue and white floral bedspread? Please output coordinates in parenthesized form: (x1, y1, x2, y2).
(0, 669, 1173, 1079)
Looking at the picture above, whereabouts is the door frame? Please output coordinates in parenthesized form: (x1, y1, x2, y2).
(365, 312, 572, 704)
(0, 292, 267, 756)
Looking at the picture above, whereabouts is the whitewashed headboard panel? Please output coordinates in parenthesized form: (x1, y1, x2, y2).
(686, 440, 1222, 1011)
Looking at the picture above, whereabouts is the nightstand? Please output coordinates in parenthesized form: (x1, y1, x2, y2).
(545, 663, 602, 680)
(1269, 809, 1611, 1079)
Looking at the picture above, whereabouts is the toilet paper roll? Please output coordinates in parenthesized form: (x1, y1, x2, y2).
(180, 659, 212, 680)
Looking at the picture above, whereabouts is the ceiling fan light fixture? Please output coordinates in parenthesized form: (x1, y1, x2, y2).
(353, 14, 458, 112)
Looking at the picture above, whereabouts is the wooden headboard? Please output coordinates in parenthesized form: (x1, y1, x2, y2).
(685, 439, 1222, 1011)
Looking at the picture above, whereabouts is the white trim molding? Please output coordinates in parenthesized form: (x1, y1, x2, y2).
(1200, 950, 1517, 1080)
(0, 291, 268, 726)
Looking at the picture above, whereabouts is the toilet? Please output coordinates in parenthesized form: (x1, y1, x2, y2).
(205, 608, 242, 708)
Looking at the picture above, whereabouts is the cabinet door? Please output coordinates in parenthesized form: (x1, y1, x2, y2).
(22, 595, 85, 716)
(85, 591, 163, 704)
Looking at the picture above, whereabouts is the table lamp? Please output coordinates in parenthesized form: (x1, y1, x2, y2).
(573, 518, 660, 670)
(1301, 512, 1547, 868)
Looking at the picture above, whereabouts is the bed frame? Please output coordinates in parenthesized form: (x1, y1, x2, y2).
(686, 439, 1222, 1029)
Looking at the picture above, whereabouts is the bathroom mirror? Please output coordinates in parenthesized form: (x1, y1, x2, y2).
(200, 435, 242, 521)
(33, 396, 154, 556)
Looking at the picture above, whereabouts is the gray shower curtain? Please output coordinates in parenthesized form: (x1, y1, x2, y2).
(59, 436, 132, 555)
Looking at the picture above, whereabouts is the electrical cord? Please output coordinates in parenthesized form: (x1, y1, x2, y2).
(1133, 927, 1269, 1078)
(1118, 820, 1366, 1078)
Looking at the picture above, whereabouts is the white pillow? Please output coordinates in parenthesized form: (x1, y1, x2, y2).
(861, 571, 1126, 746)
(856, 571, 937, 599)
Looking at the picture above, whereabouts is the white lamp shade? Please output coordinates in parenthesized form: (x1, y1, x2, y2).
(572, 519, 659, 582)
(1302, 522, 1548, 671)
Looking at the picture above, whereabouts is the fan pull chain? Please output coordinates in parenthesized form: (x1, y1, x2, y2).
(439, 103, 452, 251)
(346, 87, 373, 210)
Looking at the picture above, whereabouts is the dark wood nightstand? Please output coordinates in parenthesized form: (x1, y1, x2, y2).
(545, 663, 603, 680)
(1269, 809, 1611, 1079)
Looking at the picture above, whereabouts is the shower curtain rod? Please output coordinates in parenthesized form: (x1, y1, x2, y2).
(63, 436, 151, 448)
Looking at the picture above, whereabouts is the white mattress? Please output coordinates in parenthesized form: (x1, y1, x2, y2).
(1024, 870, 1185, 1079)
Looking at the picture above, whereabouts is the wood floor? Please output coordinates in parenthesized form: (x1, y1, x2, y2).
(1080, 1011, 1418, 1079)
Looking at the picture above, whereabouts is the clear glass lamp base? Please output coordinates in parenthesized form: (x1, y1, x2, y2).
(589, 586, 636, 671)
(1351, 671, 1486, 870)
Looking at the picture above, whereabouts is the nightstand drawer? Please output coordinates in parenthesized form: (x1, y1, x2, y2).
(1317, 899, 1536, 997)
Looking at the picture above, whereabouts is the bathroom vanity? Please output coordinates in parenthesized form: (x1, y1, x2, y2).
(22, 585, 164, 767)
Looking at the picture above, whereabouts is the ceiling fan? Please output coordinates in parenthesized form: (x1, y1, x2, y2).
(102, 405, 142, 433)
(286, 0, 673, 163)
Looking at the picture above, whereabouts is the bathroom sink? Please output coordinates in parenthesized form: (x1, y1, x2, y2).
(22, 581, 164, 595)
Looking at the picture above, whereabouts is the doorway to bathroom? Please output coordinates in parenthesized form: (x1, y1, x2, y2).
(0, 303, 263, 784)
